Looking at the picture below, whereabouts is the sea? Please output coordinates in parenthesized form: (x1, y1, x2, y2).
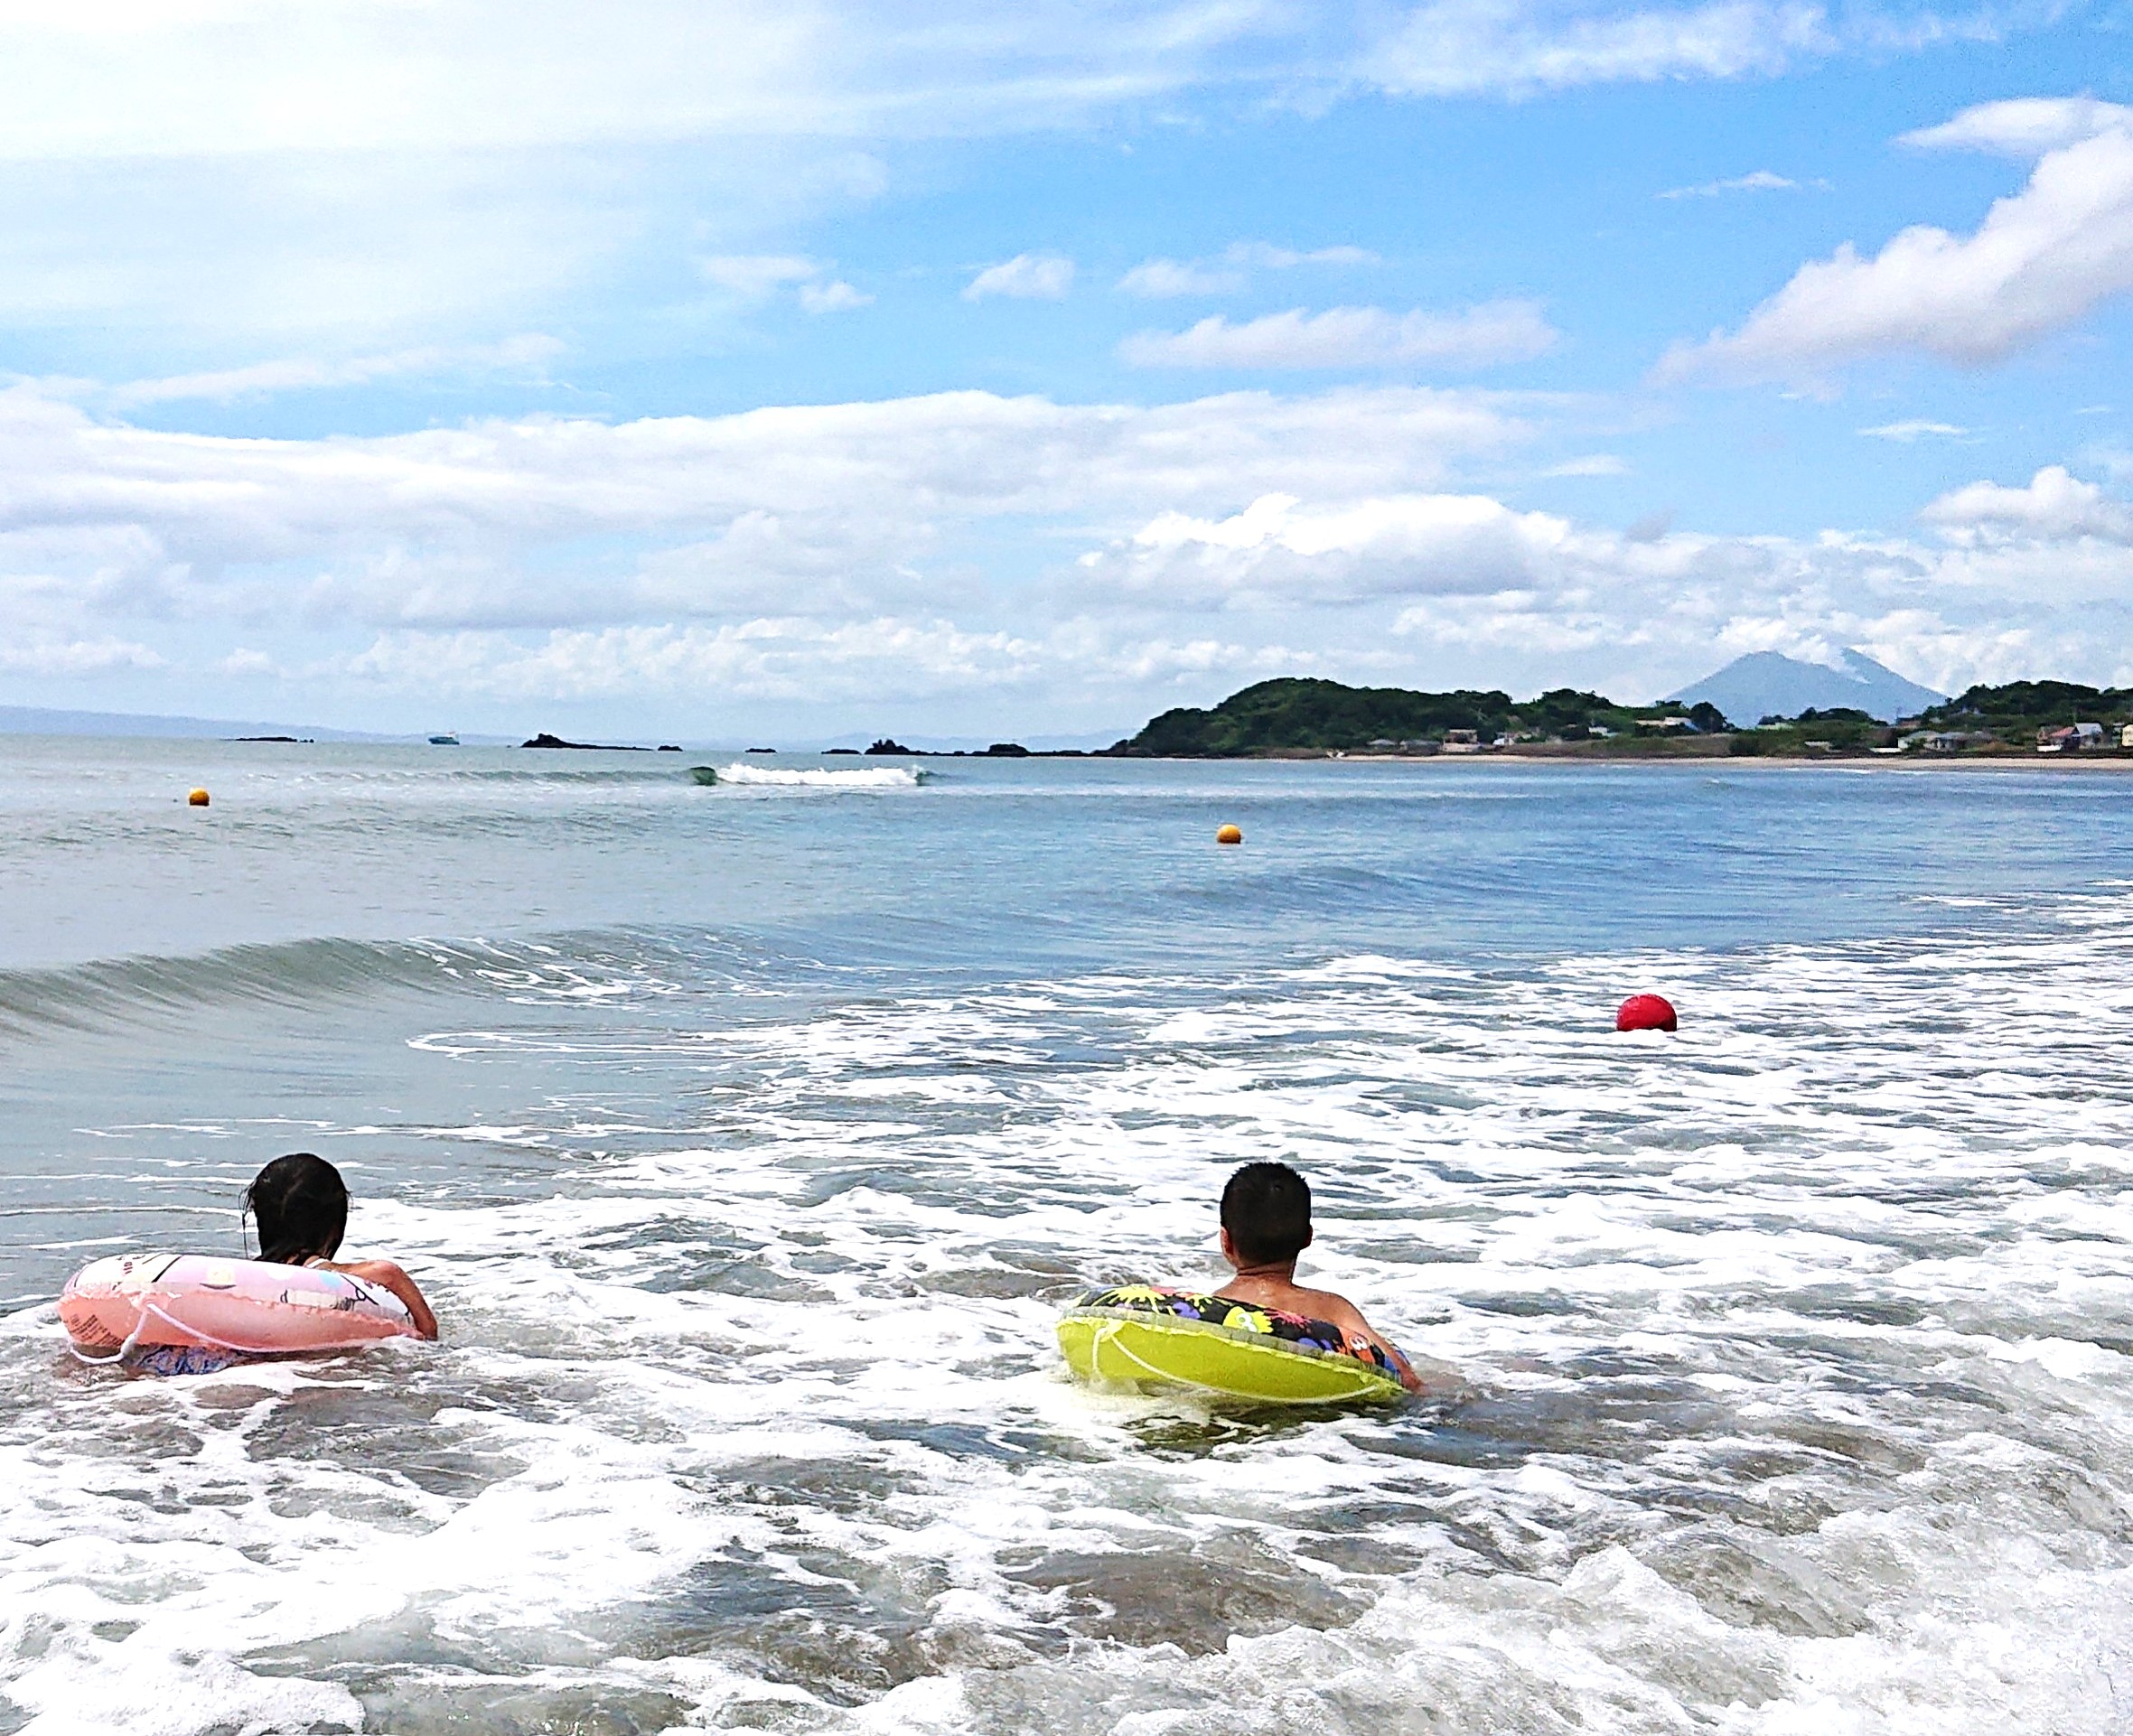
(3, 737, 2131, 1735)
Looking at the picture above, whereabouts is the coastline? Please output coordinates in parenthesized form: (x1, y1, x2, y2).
(1319, 752, 2133, 770)
(1216, 742, 2133, 770)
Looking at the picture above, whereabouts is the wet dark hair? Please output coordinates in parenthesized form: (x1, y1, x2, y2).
(1221, 1161, 1313, 1265)
(243, 1153, 349, 1265)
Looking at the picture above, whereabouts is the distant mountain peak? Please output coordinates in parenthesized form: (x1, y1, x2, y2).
(1667, 649, 1944, 726)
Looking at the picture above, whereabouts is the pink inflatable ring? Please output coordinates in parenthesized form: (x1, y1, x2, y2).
(60, 1253, 419, 1365)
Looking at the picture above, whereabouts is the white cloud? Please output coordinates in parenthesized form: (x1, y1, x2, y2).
(0, 381, 1533, 633)
(798, 279, 872, 313)
(1229, 244, 1377, 270)
(1119, 302, 1558, 369)
(701, 255, 871, 314)
(347, 618, 1049, 702)
(1922, 465, 2133, 544)
(1857, 419, 1970, 442)
(1366, 0, 1833, 98)
(0, 1, 1974, 171)
(1117, 242, 1377, 298)
(1062, 472, 2133, 701)
(1657, 167, 1800, 199)
(0, 6, 2052, 353)
(0, 2, 1300, 163)
(1899, 97, 2133, 160)
(963, 253, 1075, 301)
(0, 4, 1277, 345)
(1086, 491, 1580, 603)
(1547, 453, 1631, 475)
(0, 635, 164, 675)
(699, 255, 822, 299)
(1118, 259, 1247, 297)
(99, 334, 563, 407)
(8, 378, 2133, 718)
(1662, 102, 2133, 381)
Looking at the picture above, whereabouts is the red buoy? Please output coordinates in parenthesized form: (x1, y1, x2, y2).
(1615, 994, 1677, 1033)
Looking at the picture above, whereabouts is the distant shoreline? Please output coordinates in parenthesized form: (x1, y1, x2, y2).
(1255, 747, 2133, 770)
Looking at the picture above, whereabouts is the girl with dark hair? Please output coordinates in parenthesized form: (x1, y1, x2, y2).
(245, 1153, 438, 1339)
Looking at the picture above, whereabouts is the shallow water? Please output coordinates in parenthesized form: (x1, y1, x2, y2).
(3, 741, 2132, 1733)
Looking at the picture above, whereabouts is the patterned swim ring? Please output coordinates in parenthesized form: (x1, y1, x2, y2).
(1057, 1284, 1404, 1405)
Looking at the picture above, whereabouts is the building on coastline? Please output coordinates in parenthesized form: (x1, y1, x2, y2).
(2038, 723, 2106, 752)
(1901, 729, 1996, 753)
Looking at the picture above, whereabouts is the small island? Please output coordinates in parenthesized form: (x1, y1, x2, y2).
(522, 732, 648, 751)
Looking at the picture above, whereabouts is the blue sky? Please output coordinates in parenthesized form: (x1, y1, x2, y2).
(2, 0, 2131, 742)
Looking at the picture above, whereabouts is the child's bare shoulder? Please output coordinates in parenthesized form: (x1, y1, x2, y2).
(1285, 1283, 1369, 1328)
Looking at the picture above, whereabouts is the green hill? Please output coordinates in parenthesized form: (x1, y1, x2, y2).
(1117, 677, 1701, 755)
(1923, 681, 2133, 737)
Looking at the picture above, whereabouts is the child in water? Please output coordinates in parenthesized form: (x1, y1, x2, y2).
(1212, 1161, 1421, 1393)
(245, 1153, 438, 1340)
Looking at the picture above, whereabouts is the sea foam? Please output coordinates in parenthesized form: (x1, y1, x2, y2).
(715, 761, 928, 789)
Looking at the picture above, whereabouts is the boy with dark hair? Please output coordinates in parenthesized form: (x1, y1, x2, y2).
(1215, 1161, 1421, 1393)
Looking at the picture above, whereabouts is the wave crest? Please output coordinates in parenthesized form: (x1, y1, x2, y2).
(712, 762, 928, 789)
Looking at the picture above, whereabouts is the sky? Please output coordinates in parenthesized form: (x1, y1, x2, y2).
(3, 0, 2132, 743)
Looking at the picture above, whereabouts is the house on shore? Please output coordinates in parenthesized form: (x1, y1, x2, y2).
(2038, 723, 2107, 752)
(1901, 729, 1995, 753)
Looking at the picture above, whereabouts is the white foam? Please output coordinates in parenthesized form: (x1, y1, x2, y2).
(11, 895, 2133, 1731)
(714, 761, 927, 789)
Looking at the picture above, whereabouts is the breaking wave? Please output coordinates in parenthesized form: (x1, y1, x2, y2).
(713, 761, 930, 789)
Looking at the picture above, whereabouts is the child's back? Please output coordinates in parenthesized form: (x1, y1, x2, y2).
(1212, 1162, 1420, 1392)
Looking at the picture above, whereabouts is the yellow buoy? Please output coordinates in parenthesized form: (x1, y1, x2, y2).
(187, 788, 210, 807)
(1215, 824, 1242, 845)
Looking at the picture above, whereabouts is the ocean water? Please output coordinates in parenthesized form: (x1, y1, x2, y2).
(4, 738, 2133, 1735)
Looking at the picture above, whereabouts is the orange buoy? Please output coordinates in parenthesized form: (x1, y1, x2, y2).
(1216, 824, 1243, 845)
(1615, 994, 1676, 1032)
(187, 788, 210, 807)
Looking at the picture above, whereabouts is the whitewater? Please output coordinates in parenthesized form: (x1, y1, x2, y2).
(2, 737, 2130, 1734)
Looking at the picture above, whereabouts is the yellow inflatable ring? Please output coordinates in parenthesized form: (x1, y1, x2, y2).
(1057, 1284, 1404, 1405)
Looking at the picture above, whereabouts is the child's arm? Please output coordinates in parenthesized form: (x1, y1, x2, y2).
(331, 1259, 439, 1341)
(1326, 1299, 1424, 1394)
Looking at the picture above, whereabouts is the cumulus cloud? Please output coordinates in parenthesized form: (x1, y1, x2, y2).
(1117, 243, 1377, 298)
(7, 378, 2133, 717)
(0, 381, 1532, 631)
(798, 279, 871, 313)
(1922, 465, 2133, 544)
(1082, 491, 1579, 604)
(1899, 97, 2132, 159)
(0, 635, 164, 675)
(1366, 0, 1833, 98)
(1119, 302, 1558, 369)
(1062, 472, 2133, 700)
(1662, 99, 2133, 381)
(963, 253, 1074, 301)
